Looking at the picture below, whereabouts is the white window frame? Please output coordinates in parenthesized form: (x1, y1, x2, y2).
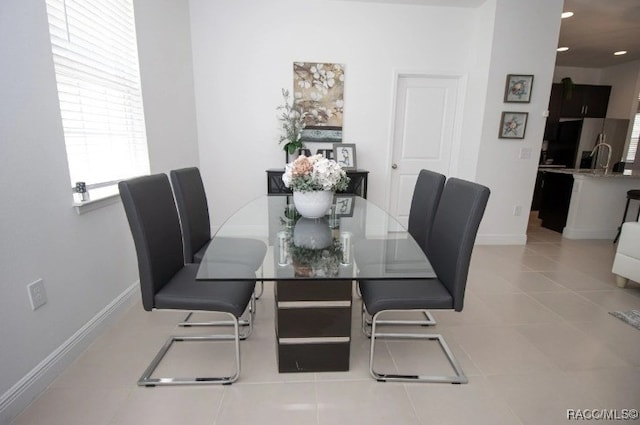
(46, 0, 150, 211)
(626, 111, 639, 164)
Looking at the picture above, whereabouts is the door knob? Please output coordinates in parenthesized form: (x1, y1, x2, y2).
(392, 163, 398, 169)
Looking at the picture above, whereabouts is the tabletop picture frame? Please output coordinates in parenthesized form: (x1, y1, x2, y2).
(504, 74, 533, 103)
(316, 148, 334, 160)
(334, 195, 355, 217)
(332, 143, 357, 170)
(499, 111, 528, 139)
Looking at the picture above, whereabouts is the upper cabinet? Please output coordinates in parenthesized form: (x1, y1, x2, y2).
(544, 83, 612, 141)
(554, 83, 611, 118)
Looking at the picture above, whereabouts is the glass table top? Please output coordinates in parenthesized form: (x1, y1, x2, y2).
(196, 195, 435, 281)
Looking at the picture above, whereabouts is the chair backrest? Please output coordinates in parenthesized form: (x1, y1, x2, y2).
(169, 167, 211, 263)
(119, 174, 184, 311)
(426, 178, 490, 312)
(408, 169, 446, 253)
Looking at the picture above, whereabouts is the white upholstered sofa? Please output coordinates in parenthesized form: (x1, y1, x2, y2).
(612, 220, 640, 288)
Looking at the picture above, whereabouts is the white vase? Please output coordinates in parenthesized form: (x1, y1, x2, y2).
(293, 190, 333, 219)
(293, 217, 332, 249)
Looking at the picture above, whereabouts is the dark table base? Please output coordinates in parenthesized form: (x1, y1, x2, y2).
(274, 280, 353, 373)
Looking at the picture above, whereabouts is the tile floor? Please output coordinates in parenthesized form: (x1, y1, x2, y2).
(11, 215, 640, 425)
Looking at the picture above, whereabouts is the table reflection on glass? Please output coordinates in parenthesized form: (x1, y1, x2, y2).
(196, 195, 435, 373)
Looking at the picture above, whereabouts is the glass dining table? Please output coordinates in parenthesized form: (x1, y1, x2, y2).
(196, 195, 435, 373)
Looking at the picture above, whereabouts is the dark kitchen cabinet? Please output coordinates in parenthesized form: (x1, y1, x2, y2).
(538, 171, 574, 233)
(543, 83, 611, 147)
(557, 83, 611, 118)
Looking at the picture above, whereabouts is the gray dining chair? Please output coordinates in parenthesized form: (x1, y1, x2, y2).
(169, 167, 267, 326)
(408, 169, 447, 253)
(359, 177, 490, 384)
(358, 169, 445, 327)
(119, 174, 256, 386)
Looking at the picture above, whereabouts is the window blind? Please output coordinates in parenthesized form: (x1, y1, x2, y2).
(46, 0, 149, 188)
(626, 112, 639, 163)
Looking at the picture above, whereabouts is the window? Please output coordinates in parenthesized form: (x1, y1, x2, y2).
(626, 112, 639, 163)
(46, 0, 149, 202)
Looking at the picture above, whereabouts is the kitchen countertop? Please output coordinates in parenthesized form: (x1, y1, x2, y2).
(542, 168, 640, 178)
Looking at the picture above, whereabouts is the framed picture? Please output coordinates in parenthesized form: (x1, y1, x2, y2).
(499, 111, 528, 139)
(334, 195, 355, 217)
(332, 143, 357, 170)
(504, 74, 534, 103)
(294, 62, 345, 143)
(316, 148, 334, 160)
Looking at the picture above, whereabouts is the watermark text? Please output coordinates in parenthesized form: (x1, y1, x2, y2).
(567, 409, 639, 421)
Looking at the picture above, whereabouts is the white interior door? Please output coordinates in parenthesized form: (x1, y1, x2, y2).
(389, 74, 461, 227)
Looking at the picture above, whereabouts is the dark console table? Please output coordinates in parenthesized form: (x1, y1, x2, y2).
(266, 169, 369, 199)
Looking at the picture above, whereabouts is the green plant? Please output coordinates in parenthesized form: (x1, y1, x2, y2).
(561, 77, 574, 100)
(290, 238, 343, 278)
(277, 88, 306, 155)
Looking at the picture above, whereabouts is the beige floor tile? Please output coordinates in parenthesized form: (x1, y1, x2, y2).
(467, 269, 523, 293)
(11, 216, 639, 425)
(504, 271, 570, 293)
(571, 317, 640, 367)
(528, 292, 609, 322)
(542, 269, 615, 291)
(217, 382, 318, 425)
(316, 380, 420, 425)
(11, 388, 129, 425)
(486, 372, 602, 425)
(450, 326, 560, 375)
(577, 289, 640, 312)
(518, 255, 564, 271)
(571, 367, 640, 408)
(405, 376, 522, 425)
(474, 292, 564, 325)
(515, 322, 630, 371)
(111, 386, 224, 425)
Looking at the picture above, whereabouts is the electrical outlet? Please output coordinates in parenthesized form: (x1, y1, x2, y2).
(27, 279, 47, 310)
(513, 205, 523, 216)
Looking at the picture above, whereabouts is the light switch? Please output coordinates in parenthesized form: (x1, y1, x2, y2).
(519, 147, 532, 159)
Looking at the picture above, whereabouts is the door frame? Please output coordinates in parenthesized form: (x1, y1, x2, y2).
(384, 70, 467, 215)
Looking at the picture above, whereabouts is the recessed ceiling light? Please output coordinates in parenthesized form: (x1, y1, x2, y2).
(561, 11, 574, 18)
(614, 51, 627, 56)
(557, 47, 569, 52)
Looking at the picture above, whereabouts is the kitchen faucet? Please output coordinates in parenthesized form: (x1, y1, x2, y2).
(590, 134, 612, 172)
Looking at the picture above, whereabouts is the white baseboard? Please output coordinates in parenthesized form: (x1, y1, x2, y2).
(0, 283, 138, 425)
(562, 226, 617, 240)
(476, 233, 527, 245)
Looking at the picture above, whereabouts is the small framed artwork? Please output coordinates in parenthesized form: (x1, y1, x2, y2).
(332, 143, 357, 170)
(499, 111, 528, 139)
(504, 74, 533, 103)
(334, 195, 355, 217)
(316, 148, 334, 160)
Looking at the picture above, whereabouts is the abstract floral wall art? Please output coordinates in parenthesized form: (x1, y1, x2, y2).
(293, 62, 345, 142)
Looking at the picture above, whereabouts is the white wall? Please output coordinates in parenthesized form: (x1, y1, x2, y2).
(189, 0, 561, 244)
(0, 1, 138, 421)
(553, 66, 602, 84)
(189, 0, 483, 227)
(134, 0, 200, 172)
(601, 60, 640, 121)
(0, 0, 199, 422)
(474, 0, 562, 244)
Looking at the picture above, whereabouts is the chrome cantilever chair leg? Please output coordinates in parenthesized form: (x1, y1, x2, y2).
(179, 294, 255, 340)
(138, 310, 248, 386)
(367, 309, 467, 384)
(361, 301, 435, 337)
